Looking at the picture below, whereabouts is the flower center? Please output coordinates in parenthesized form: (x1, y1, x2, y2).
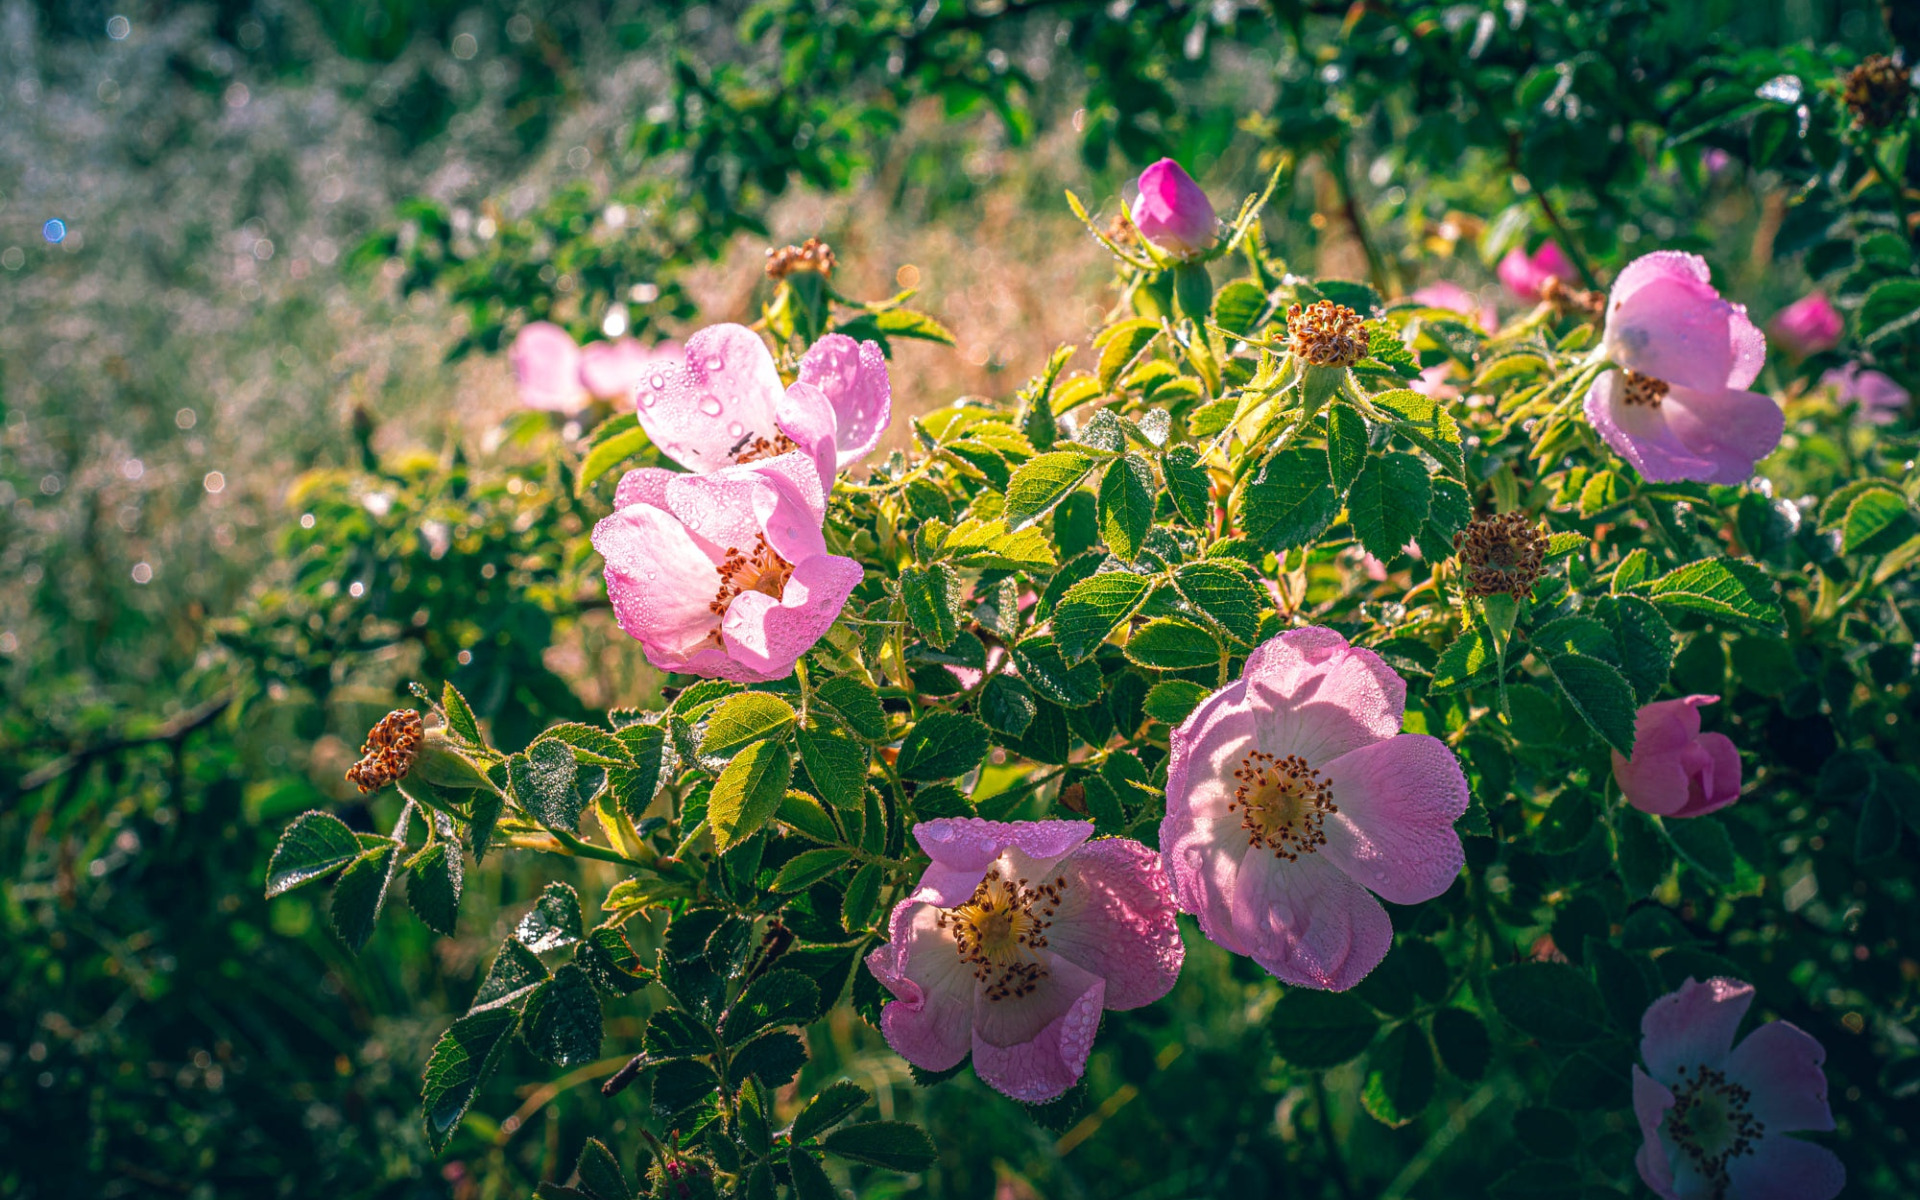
(709, 533, 794, 617)
(1230, 751, 1336, 860)
(731, 431, 798, 465)
(346, 708, 423, 793)
(1621, 368, 1671, 407)
(938, 868, 1067, 1002)
(1286, 300, 1368, 368)
(1452, 511, 1548, 599)
(1666, 1063, 1765, 1199)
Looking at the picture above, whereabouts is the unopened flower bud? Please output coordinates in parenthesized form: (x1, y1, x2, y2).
(1843, 54, 1913, 130)
(1130, 158, 1217, 257)
(411, 728, 493, 790)
(345, 709, 423, 793)
(1452, 512, 1548, 599)
(1286, 301, 1368, 368)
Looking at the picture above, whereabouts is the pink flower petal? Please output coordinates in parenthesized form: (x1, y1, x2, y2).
(1632, 1067, 1681, 1200)
(970, 957, 1105, 1102)
(1672, 731, 1742, 817)
(798, 334, 892, 467)
(1159, 814, 1250, 956)
(911, 818, 1094, 907)
(1584, 371, 1727, 484)
(663, 468, 826, 567)
(1613, 697, 1742, 818)
(1164, 675, 1259, 822)
(1769, 292, 1843, 359)
(1045, 837, 1184, 1009)
(719, 554, 864, 682)
(640, 323, 785, 473)
(1612, 747, 1694, 816)
(1727, 307, 1767, 390)
(1723, 1134, 1845, 1200)
(613, 467, 676, 511)
(1660, 385, 1784, 484)
(1129, 158, 1217, 257)
(1603, 253, 1738, 393)
(1640, 976, 1753, 1084)
(1320, 734, 1469, 905)
(511, 321, 586, 411)
(1228, 850, 1394, 990)
(591, 503, 721, 660)
(1724, 1020, 1835, 1134)
(1243, 628, 1406, 765)
(774, 380, 841, 500)
(869, 901, 977, 1073)
(580, 338, 677, 402)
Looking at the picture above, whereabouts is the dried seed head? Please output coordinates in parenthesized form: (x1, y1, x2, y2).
(345, 709, 423, 793)
(1453, 512, 1549, 599)
(1286, 300, 1369, 368)
(1843, 54, 1913, 130)
(1539, 275, 1604, 319)
(764, 236, 837, 280)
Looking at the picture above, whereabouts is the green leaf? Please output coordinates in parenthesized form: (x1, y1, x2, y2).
(1212, 280, 1268, 335)
(266, 811, 363, 897)
(1239, 444, 1338, 551)
(1615, 807, 1674, 895)
(1646, 559, 1783, 632)
(1612, 548, 1654, 593)
(732, 1029, 808, 1089)
(1531, 616, 1617, 662)
(1545, 653, 1639, 756)
(841, 862, 885, 932)
(471, 938, 550, 1013)
(517, 881, 584, 952)
(700, 693, 798, 758)
(772, 847, 855, 892)
(943, 516, 1057, 572)
(1052, 572, 1153, 662)
(720, 969, 821, 1044)
(794, 718, 870, 811)
(421, 1007, 516, 1153)
(1161, 445, 1213, 527)
(1327, 402, 1368, 492)
(522, 964, 604, 1067)
(442, 682, 483, 745)
(1097, 319, 1159, 390)
(980, 674, 1038, 737)
(405, 842, 462, 936)
(1843, 487, 1914, 554)
(821, 1121, 938, 1172)
(816, 675, 889, 741)
(897, 712, 992, 782)
(1144, 679, 1213, 725)
(511, 739, 583, 832)
(1347, 450, 1431, 561)
(792, 1080, 872, 1144)
(1010, 635, 1104, 706)
(709, 741, 793, 853)
(1488, 962, 1609, 1043)
(1002, 450, 1100, 530)
(788, 1150, 837, 1200)
(899, 563, 963, 650)
(576, 414, 651, 495)
(1124, 617, 1221, 670)
(609, 724, 674, 822)
(776, 789, 839, 842)
(1430, 1008, 1491, 1081)
(1097, 453, 1155, 563)
(1268, 989, 1379, 1068)
(329, 843, 399, 953)
(1173, 561, 1263, 643)
(1429, 629, 1498, 694)
(1666, 817, 1739, 885)
(1600, 595, 1673, 704)
(575, 924, 650, 996)
(1362, 1022, 1436, 1128)
(1858, 276, 1920, 346)
(575, 1137, 631, 1200)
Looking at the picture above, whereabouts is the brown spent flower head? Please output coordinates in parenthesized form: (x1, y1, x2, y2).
(346, 709, 423, 793)
(1286, 300, 1369, 368)
(1103, 212, 1139, 249)
(1453, 512, 1549, 599)
(764, 237, 837, 280)
(1843, 54, 1913, 130)
(1539, 275, 1605, 320)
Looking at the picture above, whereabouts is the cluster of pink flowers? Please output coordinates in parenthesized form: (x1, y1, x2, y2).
(588, 323, 891, 682)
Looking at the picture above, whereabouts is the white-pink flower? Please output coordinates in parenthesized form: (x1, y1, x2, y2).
(1583, 252, 1785, 485)
(510, 321, 680, 411)
(1634, 977, 1843, 1200)
(590, 453, 861, 683)
(1160, 628, 1469, 991)
(1498, 241, 1577, 303)
(634, 323, 890, 486)
(1824, 361, 1909, 425)
(579, 337, 683, 402)
(865, 819, 1183, 1103)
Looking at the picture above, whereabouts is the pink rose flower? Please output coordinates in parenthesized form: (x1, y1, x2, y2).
(1633, 977, 1843, 1200)
(1613, 695, 1742, 818)
(1129, 158, 1218, 258)
(1769, 292, 1843, 359)
(1583, 251, 1785, 485)
(578, 337, 682, 403)
(633, 323, 890, 484)
(1823, 361, 1909, 425)
(1497, 241, 1577, 303)
(1160, 628, 1470, 991)
(590, 453, 861, 682)
(865, 818, 1183, 1103)
(1412, 280, 1499, 331)
(510, 321, 587, 412)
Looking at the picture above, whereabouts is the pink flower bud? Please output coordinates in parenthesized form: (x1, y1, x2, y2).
(1769, 291, 1843, 358)
(1612, 695, 1742, 818)
(1497, 241, 1578, 303)
(1822, 361, 1910, 424)
(509, 321, 586, 412)
(1129, 158, 1217, 257)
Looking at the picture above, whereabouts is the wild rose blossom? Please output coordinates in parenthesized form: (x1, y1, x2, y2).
(1769, 292, 1843, 359)
(1634, 977, 1843, 1200)
(1497, 241, 1577, 303)
(511, 321, 681, 411)
(634, 323, 890, 484)
(1161, 628, 1470, 990)
(1823, 362, 1909, 425)
(1129, 158, 1217, 258)
(1583, 251, 1785, 485)
(579, 337, 683, 401)
(590, 452, 861, 683)
(866, 818, 1183, 1103)
(1613, 695, 1742, 819)
(1412, 280, 1498, 331)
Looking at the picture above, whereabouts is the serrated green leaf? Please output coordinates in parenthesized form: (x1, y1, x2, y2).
(720, 968, 821, 1044)
(1239, 444, 1338, 551)
(575, 1137, 630, 1200)
(471, 938, 550, 1013)
(1348, 451, 1431, 561)
(821, 1121, 938, 1172)
(1859, 277, 1920, 346)
(792, 1080, 872, 1144)
(1125, 617, 1220, 670)
(1371, 388, 1463, 473)
(511, 739, 583, 832)
(700, 693, 798, 758)
(1268, 989, 1379, 1068)
(1010, 635, 1104, 706)
(796, 716, 870, 810)
(1052, 572, 1153, 662)
(1429, 629, 1498, 694)
(1161, 444, 1213, 527)
(776, 789, 839, 842)
(980, 674, 1038, 737)
(709, 741, 793, 852)
(405, 842, 462, 936)
(1097, 452, 1155, 563)
(1362, 1022, 1436, 1128)
(1645, 559, 1783, 631)
(1144, 679, 1213, 725)
(816, 675, 888, 741)
(442, 682, 483, 745)
(609, 723, 673, 822)
(1173, 561, 1263, 643)
(522, 964, 603, 1067)
(576, 924, 650, 996)
(1843, 487, 1914, 554)
(517, 881, 584, 952)
(896, 712, 991, 782)
(1600, 595, 1673, 704)
(576, 414, 650, 495)
(899, 563, 962, 650)
(1488, 962, 1610, 1043)
(421, 1007, 516, 1153)
(1327, 402, 1368, 492)
(330, 843, 399, 953)
(943, 516, 1057, 572)
(266, 811, 363, 897)
(772, 847, 855, 892)
(1545, 652, 1638, 756)
(1002, 450, 1100, 530)
(1097, 319, 1159, 390)
(841, 862, 885, 932)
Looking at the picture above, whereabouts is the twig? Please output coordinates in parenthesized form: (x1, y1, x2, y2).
(14, 692, 234, 795)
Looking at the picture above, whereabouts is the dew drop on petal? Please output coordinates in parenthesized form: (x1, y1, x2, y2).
(639, 391, 656, 409)
(649, 372, 666, 390)
(728, 421, 744, 437)
(704, 354, 724, 371)
(699, 396, 723, 417)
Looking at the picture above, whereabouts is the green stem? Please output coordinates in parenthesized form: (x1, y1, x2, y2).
(549, 826, 645, 868)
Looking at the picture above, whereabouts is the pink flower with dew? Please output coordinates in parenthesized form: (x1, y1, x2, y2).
(1823, 362, 1909, 425)
(1613, 695, 1741, 819)
(1633, 977, 1843, 1200)
(591, 453, 861, 683)
(579, 338, 682, 403)
(1583, 252, 1784, 485)
(1129, 159, 1218, 258)
(1412, 281, 1499, 332)
(1769, 292, 1843, 359)
(510, 321, 587, 412)
(866, 819, 1183, 1103)
(1497, 241, 1577, 303)
(633, 323, 891, 488)
(1160, 628, 1470, 991)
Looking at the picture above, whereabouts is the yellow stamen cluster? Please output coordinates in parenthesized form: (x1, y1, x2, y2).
(939, 868, 1067, 1003)
(1286, 301, 1369, 368)
(345, 709, 423, 793)
(1843, 54, 1912, 130)
(731, 431, 799, 465)
(1453, 512, 1549, 599)
(1230, 751, 1336, 860)
(1621, 368, 1672, 408)
(709, 534, 794, 617)
(765, 237, 837, 280)
(1667, 1062, 1765, 1198)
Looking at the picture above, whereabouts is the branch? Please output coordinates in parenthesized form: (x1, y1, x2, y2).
(14, 692, 234, 796)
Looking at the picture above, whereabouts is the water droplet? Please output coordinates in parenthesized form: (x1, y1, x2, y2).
(649, 372, 666, 390)
(699, 396, 723, 416)
(704, 353, 725, 371)
(639, 391, 656, 409)
(728, 422, 744, 437)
